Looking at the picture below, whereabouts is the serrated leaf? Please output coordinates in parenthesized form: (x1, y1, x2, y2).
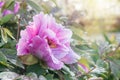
(3, 28, 15, 40)
(1, 14, 13, 24)
(1, 28, 7, 43)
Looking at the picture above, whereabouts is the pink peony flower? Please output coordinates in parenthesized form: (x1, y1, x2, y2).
(17, 12, 80, 70)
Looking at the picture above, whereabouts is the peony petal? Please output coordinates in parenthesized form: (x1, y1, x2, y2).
(61, 48, 80, 64)
(29, 36, 63, 70)
(52, 44, 69, 59)
(41, 29, 56, 38)
(28, 36, 48, 58)
(47, 15, 59, 32)
(26, 26, 37, 39)
(47, 55, 64, 70)
(57, 28, 72, 43)
(33, 12, 48, 34)
(20, 30, 29, 40)
(17, 38, 30, 56)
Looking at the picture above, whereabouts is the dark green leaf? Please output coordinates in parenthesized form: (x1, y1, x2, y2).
(0, 64, 7, 71)
(26, 63, 46, 76)
(8, 58, 24, 69)
(0, 51, 12, 67)
(0, 51, 7, 63)
(45, 74, 54, 80)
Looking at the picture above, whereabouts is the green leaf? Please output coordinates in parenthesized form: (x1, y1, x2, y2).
(27, 0, 41, 11)
(3, 28, 15, 40)
(72, 33, 84, 41)
(0, 64, 7, 71)
(63, 65, 75, 76)
(76, 44, 91, 50)
(26, 63, 46, 76)
(5, 0, 14, 8)
(110, 60, 120, 79)
(0, 52, 12, 68)
(1, 14, 14, 24)
(1, 28, 7, 43)
(103, 33, 111, 44)
(0, 41, 5, 47)
(0, 51, 7, 63)
(8, 58, 24, 69)
(45, 74, 54, 80)
(39, 75, 47, 80)
(26, 72, 38, 78)
(0, 51, 11, 67)
(63, 74, 75, 80)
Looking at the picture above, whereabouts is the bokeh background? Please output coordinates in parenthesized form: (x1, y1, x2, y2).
(0, 0, 120, 79)
(32, 0, 120, 41)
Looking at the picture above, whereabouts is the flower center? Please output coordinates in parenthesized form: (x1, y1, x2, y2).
(47, 38, 57, 48)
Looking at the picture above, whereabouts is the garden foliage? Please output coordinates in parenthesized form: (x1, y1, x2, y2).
(0, 0, 120, 80)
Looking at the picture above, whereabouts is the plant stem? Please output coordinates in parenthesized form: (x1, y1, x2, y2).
(17, 18, 20, 41)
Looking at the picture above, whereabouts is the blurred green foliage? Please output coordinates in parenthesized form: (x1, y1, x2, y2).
(0, 0, 120, 80)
